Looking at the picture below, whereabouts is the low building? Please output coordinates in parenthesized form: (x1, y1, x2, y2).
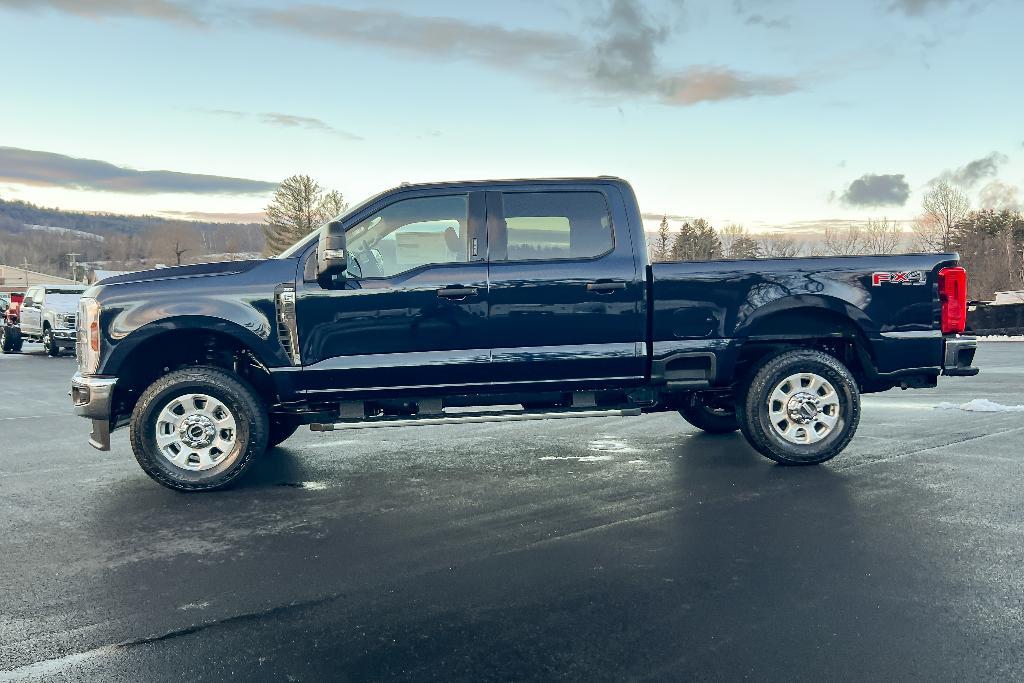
(0, 265, 79, 294)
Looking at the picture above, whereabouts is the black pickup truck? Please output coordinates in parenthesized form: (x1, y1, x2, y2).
(71, 177, 978, 491)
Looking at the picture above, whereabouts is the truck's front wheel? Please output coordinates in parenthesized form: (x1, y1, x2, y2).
(737, 349, 860, 465)
(1, 326, 21, 354)
(129, 367, 268, 491)
(42, 327, 60, 357)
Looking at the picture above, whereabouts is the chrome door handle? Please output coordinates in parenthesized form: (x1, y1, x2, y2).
(437, 287, 478, 300)
(586, 282, 626, 293)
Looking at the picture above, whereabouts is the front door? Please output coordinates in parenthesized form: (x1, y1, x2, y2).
(485, 188, 646, 388)
(294, 191, 489, 398)
(20, 286, 42, 335)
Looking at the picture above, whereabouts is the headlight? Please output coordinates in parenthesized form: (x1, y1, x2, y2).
(56, 313, 72, 328)
(77, 297, 101, 375)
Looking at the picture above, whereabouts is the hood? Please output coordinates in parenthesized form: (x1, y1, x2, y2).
(45, 294, 81, 314)
(96, 260, 264, 286)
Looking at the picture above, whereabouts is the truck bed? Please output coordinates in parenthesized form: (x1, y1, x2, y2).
(649, 253, 961, 385)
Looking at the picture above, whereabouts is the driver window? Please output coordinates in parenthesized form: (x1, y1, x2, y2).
(346, 194, 469, 278)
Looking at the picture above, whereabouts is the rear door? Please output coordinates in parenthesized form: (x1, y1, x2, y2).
(485, 186, 645, 388)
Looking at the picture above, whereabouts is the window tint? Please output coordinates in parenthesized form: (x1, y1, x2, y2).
(345, 195, 469, 278)
(501, 191, 613, 261)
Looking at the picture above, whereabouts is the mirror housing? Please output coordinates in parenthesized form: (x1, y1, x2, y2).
(317, 220, 347, 284)
(23, 297, 35, 308)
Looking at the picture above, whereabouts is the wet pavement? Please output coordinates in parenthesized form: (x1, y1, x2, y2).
(1, 343, 1022, 681)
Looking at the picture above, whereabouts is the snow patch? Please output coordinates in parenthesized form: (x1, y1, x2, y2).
(538, 455, 614, 462)
(977, 335, 1024, 342)
(299, 481, 330, 490)
(587, 439, 638, 454)
(935, 399, 1024, 413)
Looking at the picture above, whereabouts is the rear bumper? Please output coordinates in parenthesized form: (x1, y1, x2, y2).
(70, 373, 117, 451)
(941, 336, 979, 377)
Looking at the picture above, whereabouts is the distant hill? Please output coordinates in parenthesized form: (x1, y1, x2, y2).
(0, 196, 263, 238)
(0, 196, 265, 277)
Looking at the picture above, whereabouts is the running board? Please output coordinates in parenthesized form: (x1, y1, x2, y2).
(310, 407, 641, 432)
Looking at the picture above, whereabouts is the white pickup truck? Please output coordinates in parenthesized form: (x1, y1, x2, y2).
(19, 284, 86, 356)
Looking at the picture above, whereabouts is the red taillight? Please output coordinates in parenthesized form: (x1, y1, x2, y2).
(90, 321, 100, 352)
(938, 266, 967, 335)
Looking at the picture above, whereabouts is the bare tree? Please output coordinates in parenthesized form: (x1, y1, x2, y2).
(862, 217, 903, 255)
(154, 222, 202, 266)
(915, 181, 969, 251)
(758, 232, 802, 258)
(823, 223, 864, 255)
(263, 175, 348, 256)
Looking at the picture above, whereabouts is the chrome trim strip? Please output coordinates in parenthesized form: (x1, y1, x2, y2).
(312, 408, 642, 431)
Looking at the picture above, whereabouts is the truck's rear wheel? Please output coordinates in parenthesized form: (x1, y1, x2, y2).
(737, 349, 860, 465)
(678, 394, 739, 433)
(129, 367, 268, 491)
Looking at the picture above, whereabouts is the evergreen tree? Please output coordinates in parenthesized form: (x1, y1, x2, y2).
(652, 214, 671, 261)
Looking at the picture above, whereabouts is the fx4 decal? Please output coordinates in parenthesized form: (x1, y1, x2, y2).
(872, 271, 927, 286)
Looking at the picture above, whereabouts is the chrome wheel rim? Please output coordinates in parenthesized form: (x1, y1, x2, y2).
(767, 373, 841, 445)
(155, 393, 238, 471)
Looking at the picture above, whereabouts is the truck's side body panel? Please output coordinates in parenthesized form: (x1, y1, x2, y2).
(650, 253, 959, 384)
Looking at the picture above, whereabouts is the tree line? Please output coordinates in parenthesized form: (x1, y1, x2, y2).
(648, 183, 1023, 300)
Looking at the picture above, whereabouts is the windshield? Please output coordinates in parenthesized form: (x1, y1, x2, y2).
(277, 231, 319, 259)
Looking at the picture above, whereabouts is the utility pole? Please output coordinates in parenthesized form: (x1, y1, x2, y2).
(66, 253, 81, 283)
(19, 259, 32, 288)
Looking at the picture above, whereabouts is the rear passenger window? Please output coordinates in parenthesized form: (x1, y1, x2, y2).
(501, 192, 613, 261)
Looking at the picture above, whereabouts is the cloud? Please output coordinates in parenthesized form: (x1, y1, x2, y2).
(160, 210, 266, 223)
(839, 174, 911, 207)
(978, 180, 1021, 212)
(6, 0, 800, 108)
(587, 0, 798, 103)
(203, 109, 363, 140)
(892, 0, 987, 14)
(934, 152, 1007, 188)
(732, 1, 791, 29)
(744, 13, 791, 28)
(0, 146, 277, 195)
(250, 2, 799, 107)
(0, 0, 202, 24)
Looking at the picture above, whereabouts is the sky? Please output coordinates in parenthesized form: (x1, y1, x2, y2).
(0, 0, 1022, 232)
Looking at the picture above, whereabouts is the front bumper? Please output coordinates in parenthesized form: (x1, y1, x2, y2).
(71, 373, 117, 451)
(942, 336, 979, 377)
(52, 327, 77, 346)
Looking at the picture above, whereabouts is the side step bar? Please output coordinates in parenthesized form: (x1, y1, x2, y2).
(310, 407, 641, 432)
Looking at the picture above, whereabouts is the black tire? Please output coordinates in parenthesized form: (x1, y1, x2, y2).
(268, 415, 301, 448)
(678, 394, 739, 433)
(737, 349, 860, 465)
(1, 326, 20, 354)
(129, 366, 269, 492)
(42, 327, 60, 357)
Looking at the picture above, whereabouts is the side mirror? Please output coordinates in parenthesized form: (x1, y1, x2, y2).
(317, 220, 347, 284)
(23, 297, 34, 308)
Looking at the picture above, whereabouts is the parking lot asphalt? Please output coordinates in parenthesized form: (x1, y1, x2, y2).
(1, 343, 1022, 681)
